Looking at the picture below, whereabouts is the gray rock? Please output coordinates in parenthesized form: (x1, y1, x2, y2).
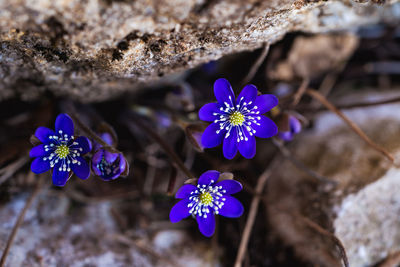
(0, 0, 399, 101)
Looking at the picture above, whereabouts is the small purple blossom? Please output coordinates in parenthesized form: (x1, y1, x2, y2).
(91, 132, 127, 181)
(278, 115, 302, 141)
(170, 170, 244, 237)
(29, 114, 92, 186)
(199, 78, 278, 159)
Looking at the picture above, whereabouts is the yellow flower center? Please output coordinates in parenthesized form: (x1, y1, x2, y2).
(55, 145, 69, 159)
(230, 111, 245, 126)
(199, 192, 213, 205)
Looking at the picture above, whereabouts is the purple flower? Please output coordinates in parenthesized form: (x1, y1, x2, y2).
(278, 115, 302, 141)
(29, 114, 92, 186)
(91, 132, 127, 181)
(199, 78, 278, 159)
(170, 170, 244, 237)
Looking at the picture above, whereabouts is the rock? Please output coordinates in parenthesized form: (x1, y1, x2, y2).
(264, 90, 400, 266)
(0, 0, 399, 101)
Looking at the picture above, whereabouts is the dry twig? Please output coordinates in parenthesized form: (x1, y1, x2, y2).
(234, 167, 273, 267)
(0, 174, 46, 267)
(306, 89, 395, 163)
(291, 78, 310, 107)
(241, 44, 270, 86)
(302, 216, 349, 267)
(126, 113, 195, 179)
(0, 156, 29, 186)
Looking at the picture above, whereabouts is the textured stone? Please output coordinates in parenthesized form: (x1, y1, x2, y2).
(0, 0, 399, 101)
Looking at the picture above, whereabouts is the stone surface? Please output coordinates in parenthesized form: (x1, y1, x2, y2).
(0, 0, 399, 101)
(265, 90, 400, 266)
(0, 190, 217, 267)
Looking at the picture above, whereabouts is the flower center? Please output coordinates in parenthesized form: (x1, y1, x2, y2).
(199, 192, 213, 205)
(55, 145, 69, 159)
(230, 111, 245, 126)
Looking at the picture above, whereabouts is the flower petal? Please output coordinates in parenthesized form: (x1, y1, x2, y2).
(238, 135, 256, 159)
(214, 78, 235, 105)
(74, 136, 92, 155)
(236, 84, 258, 107)
(201, 123, 225, 148)
(252, 116, 278, 138)
(31, 157, 51, 174)
(254, 94, 278, 114)
(223, 130, 238, 160)
(175, 184, 197, 199)
(118, 154, 127, 174)
(170, 199, 191, 223)
(219, 196, 244, 218)
(71, 156, 90, 180)
(34, 127, 55, 143)
(104, 150, 119, 163)
(52, 163, 69, 187)
(55, 113, 74, 137)
(278, 131, 293, 141)
(196, 214, 216, 237)
(198, 170, 220, 186)
(289, 116, 302, 134)
(199, 103, 220, 122)
(29, 144, 48, 158)
(216, 180, 242, 194)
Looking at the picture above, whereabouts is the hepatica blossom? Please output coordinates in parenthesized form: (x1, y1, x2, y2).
(170, 170, 243, 237)
(91, 132, 127, 181)
(30, 114, 92, 186)
(199, 78, 278, 159)
(278, 115, 302, 141)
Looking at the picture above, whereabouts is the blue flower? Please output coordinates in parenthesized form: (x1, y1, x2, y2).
(170, 170, 244, 237)
(199, 78, 278, 159)
(278, 115, 302, 141)
(29, 114, 92, 186)
(91, 133, 127, 181)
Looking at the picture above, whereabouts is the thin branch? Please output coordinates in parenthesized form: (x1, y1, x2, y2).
(69, 113, 120, 154)
(306, 89, 395, 163)
(0, 156, 29, 186)
(272, 138, 336, 185)
(126, 113, 195, 179)
(291, 77, 310, 107)
(234, 167, 273, 267)
(0, 174, 46, 267)
(378, 250, 400, 267)
(241, 44, 270, 86)
(301, 216, 349, 267)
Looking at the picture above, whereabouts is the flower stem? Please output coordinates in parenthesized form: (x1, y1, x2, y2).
(69, 113, 120, 154)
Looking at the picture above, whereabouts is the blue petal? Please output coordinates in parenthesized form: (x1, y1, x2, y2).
(29, 144, 47, 158)
(278, 131, 293, 141)
(254, 94, 278, 114)
(214, 78, 235, 105)
(216, 180, 242, 194)
(219, 196, 244, 218)
(55, 113, 74, 137)
(104, 150, 119, 163)
(253, 116, 278, 138)
(196, 214, 215, 237)
(74, 136, 92, 155)
(175, 184, 197, 199)
(118, 154, 127, 174)
(236, 84, 258, 107)
(52, 162, 69, 186)
(31, 157, 50, 174)
(34, 127, 55, 143)
(199, 103, 220, 122)
(238, 135, 256, 159)
(71, 156, 90, 180)
(201, 123, 225, 148)
(198, 170, 220, 186)
(289, 116, 302, 134)
(170, 199, 191, 223)
(223, 130, 238, 160)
